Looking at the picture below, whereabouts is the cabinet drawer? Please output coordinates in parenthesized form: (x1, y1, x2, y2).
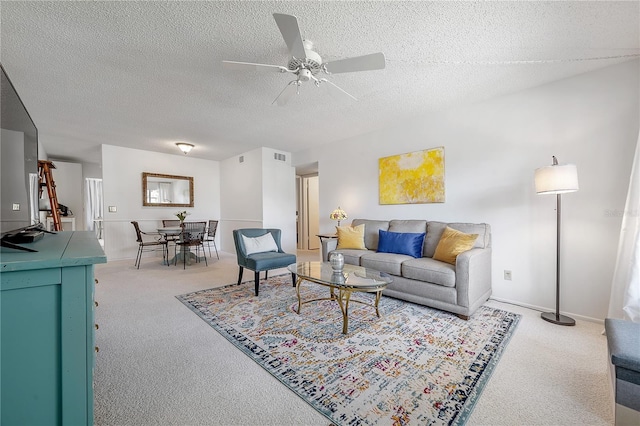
(0, 267, 61, 291)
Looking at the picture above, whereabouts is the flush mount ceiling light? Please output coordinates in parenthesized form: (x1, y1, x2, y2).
(176, 142, 194, 155)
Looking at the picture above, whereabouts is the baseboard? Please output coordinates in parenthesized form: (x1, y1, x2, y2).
(488, 297, 604, 324)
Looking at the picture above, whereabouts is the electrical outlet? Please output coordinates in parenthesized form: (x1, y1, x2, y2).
(504, 270, 512, 281)
(108, 206, 117, 213)
(12, 203, 20, 211)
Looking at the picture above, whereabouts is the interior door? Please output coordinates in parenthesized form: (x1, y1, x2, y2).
(306, 176, 320, 250)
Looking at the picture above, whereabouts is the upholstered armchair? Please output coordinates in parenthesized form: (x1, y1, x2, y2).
(232, 228, 296, 296)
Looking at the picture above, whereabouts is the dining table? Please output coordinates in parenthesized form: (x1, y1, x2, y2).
(157, 226, 197, 265)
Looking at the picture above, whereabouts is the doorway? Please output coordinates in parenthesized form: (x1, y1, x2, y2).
(85, 178, 104, 246)
(296, 172, 320, 251)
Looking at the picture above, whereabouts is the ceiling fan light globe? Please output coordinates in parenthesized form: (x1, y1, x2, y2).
(299, 68, 312, 81)
(304, 49, 321, 67)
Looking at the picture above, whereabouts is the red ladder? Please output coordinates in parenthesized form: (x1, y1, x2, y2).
(38, 160, 62, 231)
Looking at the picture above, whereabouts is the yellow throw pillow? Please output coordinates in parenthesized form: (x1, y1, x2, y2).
(336, 224, 366, 250)
(433, 226, 478, 265)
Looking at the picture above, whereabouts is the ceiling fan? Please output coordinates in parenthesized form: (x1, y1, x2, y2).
(222, 13, 386, 106)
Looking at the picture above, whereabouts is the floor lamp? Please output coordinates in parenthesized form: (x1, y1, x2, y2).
(534, 156, 579, 326)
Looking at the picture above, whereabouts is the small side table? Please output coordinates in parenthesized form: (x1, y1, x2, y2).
(317, 234, 338, 244)
(317, 234, 338, 261)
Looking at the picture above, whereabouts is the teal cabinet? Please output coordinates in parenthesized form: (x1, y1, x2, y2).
(1, 231, 106, 425)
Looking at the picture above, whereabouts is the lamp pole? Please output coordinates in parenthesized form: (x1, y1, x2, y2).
(538, 157, 576, 326)
(540, 192, 575, 325)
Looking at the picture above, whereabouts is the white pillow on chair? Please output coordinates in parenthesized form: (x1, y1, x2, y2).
(242, 233, 278, 255)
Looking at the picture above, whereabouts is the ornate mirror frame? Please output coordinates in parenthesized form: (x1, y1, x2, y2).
(142, 172, 194, 207)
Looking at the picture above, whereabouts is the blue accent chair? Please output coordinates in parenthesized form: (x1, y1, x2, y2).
(605, 318, 640, 425)
(232, 228, 297, 296)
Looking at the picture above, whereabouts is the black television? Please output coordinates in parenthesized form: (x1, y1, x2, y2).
(1, 63, 40, 240)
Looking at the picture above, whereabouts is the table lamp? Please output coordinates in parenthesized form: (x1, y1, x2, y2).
(330, 207, 348, 227)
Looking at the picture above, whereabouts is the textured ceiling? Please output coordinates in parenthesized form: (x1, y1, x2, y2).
(1, 1, 638, 164)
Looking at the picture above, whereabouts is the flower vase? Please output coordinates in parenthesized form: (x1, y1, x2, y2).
(331, 271, 346, 284)
(329, 252, 344, 272)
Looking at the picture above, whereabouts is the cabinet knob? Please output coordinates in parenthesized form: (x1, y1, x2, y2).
(95, 346, 99, 353)
(95, 323, 99, 330)
(94, 301, 99, 307)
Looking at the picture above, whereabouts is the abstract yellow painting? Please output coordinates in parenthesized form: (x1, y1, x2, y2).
(379, 147, 445, 204)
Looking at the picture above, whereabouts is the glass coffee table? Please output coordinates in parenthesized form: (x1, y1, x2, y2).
(287, 261, 393, 334)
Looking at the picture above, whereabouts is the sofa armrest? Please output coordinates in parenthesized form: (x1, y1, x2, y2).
(455, 247, 492, 308)
(321, 238, 338, 262)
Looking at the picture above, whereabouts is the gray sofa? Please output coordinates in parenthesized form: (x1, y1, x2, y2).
(322, 219, 492, 319)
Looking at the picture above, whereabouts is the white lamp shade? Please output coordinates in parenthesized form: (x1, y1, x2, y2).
(534, 163, 579, 194)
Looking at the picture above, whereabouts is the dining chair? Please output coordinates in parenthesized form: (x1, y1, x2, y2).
(175, 221, 208, 269)
(204, 220, 219, 259)
(161, 219, 181, 249)
(131, 221, 168, 269)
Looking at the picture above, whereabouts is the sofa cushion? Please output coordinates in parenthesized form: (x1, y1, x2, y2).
(360, 252, 411, 276)
(351, 219, 389, 250)
(433, 226, 479, 265)
(402, 257, 456, 287)
(605, 318, 640, 373)
(336, 224, 366, 250)
(333, 249, 370, 266)
(377, 230, 425, 258)
(388, 220, 428, 234)
(244, 251, 297, 272)
(389, 220, 428, 256)
(425, 221, 491, 257)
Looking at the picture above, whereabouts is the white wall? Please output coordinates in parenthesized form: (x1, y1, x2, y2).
(262, 147, 297, 253)
(37, 140, 48, 160)
(293, 59, 640, 321)
(51, 160, 83, 230)
(220, 147, 296, 254)
(82, 161, 102, 180)
(220, 148, 264, 253)
(101, 144, 221, 261)
(0, 129, 28, 232)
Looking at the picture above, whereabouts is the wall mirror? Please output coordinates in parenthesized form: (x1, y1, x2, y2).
(142, 172, 194, 207)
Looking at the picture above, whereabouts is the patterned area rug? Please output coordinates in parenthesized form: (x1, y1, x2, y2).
(177, 274, 520, 425)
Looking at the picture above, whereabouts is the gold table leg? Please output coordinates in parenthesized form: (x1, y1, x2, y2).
(294, 275, 386, 335)
(295, 276, 304, 314)
(336, 288, 352, 334)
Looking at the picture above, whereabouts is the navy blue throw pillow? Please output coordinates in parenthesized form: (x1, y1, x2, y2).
(377, 230, 425, 258)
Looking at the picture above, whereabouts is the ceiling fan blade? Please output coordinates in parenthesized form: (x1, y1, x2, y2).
(321, 79, 358, 101)
(272, 81, 299, 106)
(222, 60, 288, 73)
(273, 13, 307, 60)
(324, 52, 386, 74)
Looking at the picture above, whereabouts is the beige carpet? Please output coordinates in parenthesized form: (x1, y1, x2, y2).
(94, 249, 613, 425)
